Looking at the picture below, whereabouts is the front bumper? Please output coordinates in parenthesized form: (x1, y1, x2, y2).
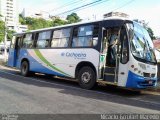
(126, 71, 157, 89)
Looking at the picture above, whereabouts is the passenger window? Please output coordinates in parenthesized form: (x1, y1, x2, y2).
(11, 36, 16, 48)
(72, 25, 99, 47)
(51, 28, 71, 48)
(22, 34, 34, 48)
(36, 31, 51, 48)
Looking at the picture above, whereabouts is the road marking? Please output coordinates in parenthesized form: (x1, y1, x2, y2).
(0, 70, 160, 106)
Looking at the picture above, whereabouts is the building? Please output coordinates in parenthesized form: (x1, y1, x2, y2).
(21, 8, 38, 18)
(0, 0, 19, 31)
(21, 8, 52, 20)
(153, 39, 160, 62)
(153, 39, 160, 50)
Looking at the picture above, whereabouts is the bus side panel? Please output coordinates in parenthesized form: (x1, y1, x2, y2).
(8, 48, 17, 67)
(16, 49, 65, 77)
(18, 49, 100, 78)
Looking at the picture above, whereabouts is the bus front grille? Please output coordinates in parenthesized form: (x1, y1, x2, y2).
(143, 72, 156, 78)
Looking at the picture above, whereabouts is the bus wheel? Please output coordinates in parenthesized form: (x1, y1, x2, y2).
(21, 61, 30, 77)
(78, 66, 96, 89)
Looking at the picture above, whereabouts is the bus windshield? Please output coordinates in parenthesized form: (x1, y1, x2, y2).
(127, 22, 156, 64)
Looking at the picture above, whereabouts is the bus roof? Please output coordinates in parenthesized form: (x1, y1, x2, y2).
(14, 17, 132, 35)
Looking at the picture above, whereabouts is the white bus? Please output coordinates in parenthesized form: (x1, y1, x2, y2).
(8, 18, 158, 89)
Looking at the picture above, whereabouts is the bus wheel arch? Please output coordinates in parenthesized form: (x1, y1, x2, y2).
(75, 62, 97, 89)
(21, 58, 30, 77)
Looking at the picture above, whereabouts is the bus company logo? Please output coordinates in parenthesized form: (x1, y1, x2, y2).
(61, 52, 65, 56)
(61, 52, 87, 59)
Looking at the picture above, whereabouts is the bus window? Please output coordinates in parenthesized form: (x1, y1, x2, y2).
(72, 25, 99, 47)
(93, 25, 99, 46)
(22, 34, 34, 48)
(36, 31, 51, 48)
(51, 28, 71, 48)
(11, 36, 16, 49)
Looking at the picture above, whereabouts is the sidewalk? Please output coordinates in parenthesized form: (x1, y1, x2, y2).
(0, 58, 7, 66)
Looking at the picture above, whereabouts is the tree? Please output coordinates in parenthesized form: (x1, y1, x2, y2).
(146, 27, 156, 40)
(66, 13, 81, 24)
(7, 30, 16, 40)
(19, 16, 52, 30)
(19, 13, 82, 30)
(29, 18, 52, 30)
(0, 20, 5, 43)
(19, 14, 26, 25)
(0, 20, 15, 43)
(52, 18, 67, 27)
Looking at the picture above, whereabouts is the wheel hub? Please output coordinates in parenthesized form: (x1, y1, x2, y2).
(81, 72, 91, 84)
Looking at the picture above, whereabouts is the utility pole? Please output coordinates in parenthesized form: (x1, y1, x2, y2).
(4, 17, 7, 62)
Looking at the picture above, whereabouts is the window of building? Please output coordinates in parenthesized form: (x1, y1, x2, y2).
(36, 31, 51, 48)
(72, 24, 99, 47)
(22, 34, 34, 48)
(51, 28, 71, 48)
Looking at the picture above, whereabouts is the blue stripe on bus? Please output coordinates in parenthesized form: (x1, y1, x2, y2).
(18, 49, 65, 77)
(126, 71, 157, 89)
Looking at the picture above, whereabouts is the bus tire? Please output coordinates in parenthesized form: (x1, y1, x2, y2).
(78, 66, 96, 89)
(21, 61, 30, 77)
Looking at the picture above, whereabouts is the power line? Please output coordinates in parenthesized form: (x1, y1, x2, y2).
(53, 0, 108, 16)
(47, 0, 135, 19)
(49, 0, 86, 13)
(111, 0, 135, 12)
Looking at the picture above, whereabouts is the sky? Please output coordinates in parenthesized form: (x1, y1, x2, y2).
(19, 0, 160, 36)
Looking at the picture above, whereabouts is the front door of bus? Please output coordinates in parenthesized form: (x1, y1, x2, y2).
(117, 25, 129, 87)
(100, 27, 120, 83)
(8, 36, 22, 67)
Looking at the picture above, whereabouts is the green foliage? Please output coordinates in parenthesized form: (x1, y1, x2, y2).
(0, 20, 15, 43)
(19, 15, 52, 30)
(19, 14, 26, 25)
(0, 20, 5, 43)
(66, 13, 81, 24)
(19, 13, 81, 30)
(52, 18, 67, 27)
(146, 27, 156, 40)
(7, 30, 16, 40)
(29, 18, 52, 30)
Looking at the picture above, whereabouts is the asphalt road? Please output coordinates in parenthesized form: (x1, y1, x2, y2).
(0, 65, 160, 114)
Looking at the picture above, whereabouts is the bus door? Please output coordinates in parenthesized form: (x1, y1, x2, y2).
(100, 27, 122, 83)
(99, 28, 108, 79)
(117, 25, 129, 87)
(8, 35, 22, 67)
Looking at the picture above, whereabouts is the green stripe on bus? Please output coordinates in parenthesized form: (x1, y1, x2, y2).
(34, 49, 71, 77)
